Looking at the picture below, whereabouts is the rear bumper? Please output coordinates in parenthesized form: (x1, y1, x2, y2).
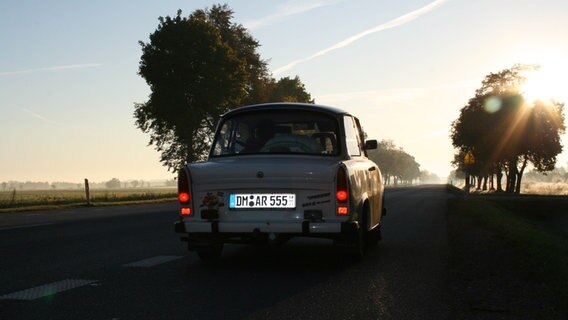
(174, 220, 358, 236)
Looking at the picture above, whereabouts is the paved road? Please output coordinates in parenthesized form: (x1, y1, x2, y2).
(0, 185, 451, 319)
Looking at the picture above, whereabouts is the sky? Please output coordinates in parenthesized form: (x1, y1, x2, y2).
(1, 0, 568, 183)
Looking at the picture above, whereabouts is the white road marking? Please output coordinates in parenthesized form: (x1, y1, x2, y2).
(0, 279, 98, 300)
(122, 255, 183, 267)
(0, 223, 55, 231)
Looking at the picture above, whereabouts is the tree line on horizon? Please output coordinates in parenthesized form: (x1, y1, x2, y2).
(450, 64, 565, 194)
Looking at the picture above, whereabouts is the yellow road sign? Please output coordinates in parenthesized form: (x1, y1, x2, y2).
(464, 151, 475, 165)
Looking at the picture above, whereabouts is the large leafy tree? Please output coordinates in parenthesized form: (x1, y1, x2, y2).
(204, 5, 272, 106)
(135, 7, 248, 170)
(451, 64, 565, 193)
(135, 5, 313, 171)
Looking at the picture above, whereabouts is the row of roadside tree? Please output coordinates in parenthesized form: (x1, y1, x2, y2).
(367, 140, 434, 185)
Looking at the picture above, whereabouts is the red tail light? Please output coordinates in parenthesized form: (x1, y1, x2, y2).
(336, 166, 348, 203)
(178, 167, 192, 216)
(178, 192, 190, 203)
(336, 166, 349, 216)
(336, 191, 348, 202)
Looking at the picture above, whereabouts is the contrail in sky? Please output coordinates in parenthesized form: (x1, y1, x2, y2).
(21, 107, 64, 127)
(0, 63, 102, 76)
(273, 0, 449, 75)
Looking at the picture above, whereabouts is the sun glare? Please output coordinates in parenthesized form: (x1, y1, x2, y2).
(519, 58, 568, 104)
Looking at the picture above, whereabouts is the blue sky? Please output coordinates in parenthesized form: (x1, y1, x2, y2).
(1, 0, 567, 182)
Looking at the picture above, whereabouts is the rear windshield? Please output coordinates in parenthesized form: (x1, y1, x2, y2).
(210, 110, 340, 157)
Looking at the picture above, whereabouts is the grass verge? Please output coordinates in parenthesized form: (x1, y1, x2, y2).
(0, 188, 176, 213)
(448, 196, 568, 317)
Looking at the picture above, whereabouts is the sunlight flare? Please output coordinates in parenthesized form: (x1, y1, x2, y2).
(519, 58, 568, 104)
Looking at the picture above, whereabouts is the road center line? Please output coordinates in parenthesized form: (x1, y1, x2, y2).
(123, 255, 183, 267)
(0, 279, 98, 300)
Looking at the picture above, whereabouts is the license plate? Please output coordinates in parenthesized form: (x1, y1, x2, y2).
(229, 193, 296, 209)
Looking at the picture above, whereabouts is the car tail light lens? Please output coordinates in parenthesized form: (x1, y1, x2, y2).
(336, 190, 348, 202)
(336, 166, 349, 215)
(178, 192, 190, 203)
(336, 166, 348, 203)
(178, 167, 192, 216)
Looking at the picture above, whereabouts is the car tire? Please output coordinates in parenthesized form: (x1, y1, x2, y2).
(345, 213, 365, 260)
(351, 223, 365, 259)
(333, 219, 364, 260)
(361, 201, 380, 246)
(365, 223, 381, 246)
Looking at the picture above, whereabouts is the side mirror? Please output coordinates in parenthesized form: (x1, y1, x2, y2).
(364, 139, 378, 150)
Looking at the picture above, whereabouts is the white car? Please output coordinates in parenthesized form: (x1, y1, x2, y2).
(174, 103, 386, 261)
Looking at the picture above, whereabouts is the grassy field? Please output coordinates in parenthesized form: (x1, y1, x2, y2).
(447, 186, 568, 315)
(0, 188, 177, 212)
(521, 181, 568, 195)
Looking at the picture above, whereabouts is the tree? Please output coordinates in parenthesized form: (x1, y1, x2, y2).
(367, 140, 397, 185)
(419, 170, 440, 184)
(451, 64, 565, 193)
(135, 5, 314, 171)
(393, 150, 420, 184)
(267, 76, 314, 103)
(105, 178, 121, 189)
(205, 5, 272, 106)
(368, 140, 421, 185)
(136, 6, 257, 171)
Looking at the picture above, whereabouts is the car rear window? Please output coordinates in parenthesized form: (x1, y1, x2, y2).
(211, 110, 340, 157)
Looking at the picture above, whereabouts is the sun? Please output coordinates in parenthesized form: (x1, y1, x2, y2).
(519, 57, 568, 104)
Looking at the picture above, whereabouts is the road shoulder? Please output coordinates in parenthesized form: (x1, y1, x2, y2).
(447, 196, 565, 319)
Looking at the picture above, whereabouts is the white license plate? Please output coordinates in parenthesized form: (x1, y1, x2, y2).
(229, 193, 296, 209)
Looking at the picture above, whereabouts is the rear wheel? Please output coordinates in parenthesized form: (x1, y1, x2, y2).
(333, 218, 364, 260)
(365, 200, 384, 246)
(365, 223, 381, 246)
(350, 223, 365, 259)
(343, 212, 365, 260)
(360, 201, 378, 246)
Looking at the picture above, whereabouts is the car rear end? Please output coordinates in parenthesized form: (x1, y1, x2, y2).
(174, 156, 358, 244)
(173, 104, 361, 258)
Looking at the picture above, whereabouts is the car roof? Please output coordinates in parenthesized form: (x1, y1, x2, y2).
(222, 102, 350, 118)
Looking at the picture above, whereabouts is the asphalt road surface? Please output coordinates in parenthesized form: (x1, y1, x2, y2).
(1, 185, 451, 319)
